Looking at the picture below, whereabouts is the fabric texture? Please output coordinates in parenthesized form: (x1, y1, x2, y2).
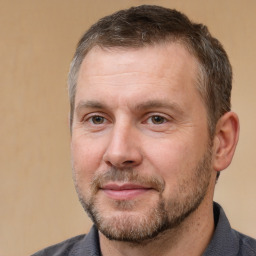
(32, 202, 256, 256)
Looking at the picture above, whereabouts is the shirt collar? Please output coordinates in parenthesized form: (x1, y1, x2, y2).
(203, 202, 239, 255)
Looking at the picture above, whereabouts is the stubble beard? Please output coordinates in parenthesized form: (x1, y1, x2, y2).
(73, 146, 213, 244)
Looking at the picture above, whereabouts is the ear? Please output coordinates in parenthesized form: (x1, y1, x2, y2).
(212, 111, 239, 172)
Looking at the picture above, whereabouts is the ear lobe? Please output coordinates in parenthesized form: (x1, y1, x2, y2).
(212, 111, 239, 172)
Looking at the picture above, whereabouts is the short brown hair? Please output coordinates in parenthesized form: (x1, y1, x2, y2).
(68, 5, 232, 137)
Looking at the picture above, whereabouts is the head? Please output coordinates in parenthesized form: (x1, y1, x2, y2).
(69, 5, 239, 244)
(68, 5, 232, 138)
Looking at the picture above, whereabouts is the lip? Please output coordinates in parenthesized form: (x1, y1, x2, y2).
(100, 183, 152, 200)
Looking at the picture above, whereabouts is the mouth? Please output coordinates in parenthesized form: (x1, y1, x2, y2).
(100, 183, 153, 200)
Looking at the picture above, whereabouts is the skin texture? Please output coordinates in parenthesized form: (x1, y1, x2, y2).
(71, 43, 239, 256)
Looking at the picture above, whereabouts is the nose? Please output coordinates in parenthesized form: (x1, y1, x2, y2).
(103, 122, 143, 169)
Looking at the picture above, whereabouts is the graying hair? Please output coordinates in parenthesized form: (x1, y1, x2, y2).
(68, 5, 232, 139)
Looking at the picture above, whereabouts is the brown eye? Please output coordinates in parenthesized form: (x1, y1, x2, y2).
(151, 116, 166, 124)
(90, 116, 105, 124)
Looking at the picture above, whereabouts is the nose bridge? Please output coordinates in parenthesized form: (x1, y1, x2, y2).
(103, 117, 142, 167)
(111, 120, 131, 150)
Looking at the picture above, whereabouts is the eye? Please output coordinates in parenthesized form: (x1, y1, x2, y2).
(89, 115, 106, 124)
(149, 115, 167, 125)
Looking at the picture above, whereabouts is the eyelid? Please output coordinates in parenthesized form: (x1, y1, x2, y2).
(143, 112, 172, 123)
(89, 116, 106, 124)
(82, 112, 110, 123)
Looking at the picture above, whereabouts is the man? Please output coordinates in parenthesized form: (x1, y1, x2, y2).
(33, 5, 256, 256)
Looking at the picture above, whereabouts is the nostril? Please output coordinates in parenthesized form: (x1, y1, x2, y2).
(123, 160, 134, 165)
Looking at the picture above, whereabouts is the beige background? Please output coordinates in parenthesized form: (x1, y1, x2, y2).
(0, 0, 256, 255)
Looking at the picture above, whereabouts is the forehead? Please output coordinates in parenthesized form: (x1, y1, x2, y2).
(78, 43, 199, 82)
(75, 43, 202, 111)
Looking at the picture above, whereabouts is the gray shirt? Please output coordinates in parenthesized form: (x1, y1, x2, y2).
(32, 202, 256, 256)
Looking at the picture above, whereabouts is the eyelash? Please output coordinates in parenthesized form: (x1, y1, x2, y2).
(146, 115, 168, 125)
(84, 114, 108, 125)
(83, 113, 169, 126)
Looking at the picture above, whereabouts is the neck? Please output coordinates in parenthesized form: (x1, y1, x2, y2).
(99, 198, 215, 256)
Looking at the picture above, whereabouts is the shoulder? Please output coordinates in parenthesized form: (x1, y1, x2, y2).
(31, 234, 86, 256)
(204, 202, 256, 256)
(233, 230, 256, 256)
(31, 225, 101, 256)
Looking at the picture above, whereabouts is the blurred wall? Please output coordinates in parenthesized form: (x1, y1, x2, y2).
(0, 0, 255, 255)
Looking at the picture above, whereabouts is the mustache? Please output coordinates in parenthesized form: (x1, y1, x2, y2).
(90, 167, 165, 193)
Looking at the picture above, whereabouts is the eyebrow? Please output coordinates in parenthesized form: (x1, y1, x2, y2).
(75, 100, 107, 113)
(75, 99, 184, 115)
(134, 100, 184, 115)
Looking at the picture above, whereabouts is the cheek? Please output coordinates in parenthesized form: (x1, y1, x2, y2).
(143, 136, 204, 187)
(145, 137, 189, 167)
(71, 137, 106, 186)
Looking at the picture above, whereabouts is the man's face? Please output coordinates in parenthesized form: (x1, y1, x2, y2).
(71, 44, 215, 242)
